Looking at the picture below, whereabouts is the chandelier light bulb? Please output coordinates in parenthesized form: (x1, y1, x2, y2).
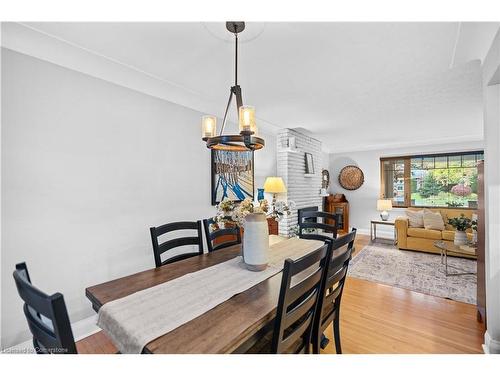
(239, 105, 256, 134)
(202, 115, 217, 139)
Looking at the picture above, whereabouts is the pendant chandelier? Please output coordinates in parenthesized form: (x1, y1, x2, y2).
(201, 22, 265, 151)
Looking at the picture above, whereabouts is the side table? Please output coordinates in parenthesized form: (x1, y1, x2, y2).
(370, 219, 397, 245)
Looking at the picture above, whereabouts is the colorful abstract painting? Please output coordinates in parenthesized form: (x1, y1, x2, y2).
(211, 150, 254, 205)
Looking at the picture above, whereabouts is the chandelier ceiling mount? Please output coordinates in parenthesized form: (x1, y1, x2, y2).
(201, 21, 265, 152)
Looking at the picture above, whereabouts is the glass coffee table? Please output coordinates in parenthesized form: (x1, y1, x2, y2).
(434, 240, 477, 276)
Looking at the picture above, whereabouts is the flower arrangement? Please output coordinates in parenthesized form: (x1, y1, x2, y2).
(232, 198, 266, 226)
(267, 199, 295, 221)
(212, 197, 294, 229)
(218, 198, 235, 214)
(213, 198, 267, 228)
(447, 214, 472, 232)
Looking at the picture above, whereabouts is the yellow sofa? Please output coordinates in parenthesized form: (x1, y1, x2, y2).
(395, 208, 476, 257)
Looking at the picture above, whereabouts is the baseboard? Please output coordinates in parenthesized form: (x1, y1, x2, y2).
(4, 314, 100, 353)
(484, 331, 500, 354)
(355, 227, 395, 240)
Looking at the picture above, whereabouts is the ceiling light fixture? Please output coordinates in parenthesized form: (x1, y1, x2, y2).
(201, 22, 265, 151)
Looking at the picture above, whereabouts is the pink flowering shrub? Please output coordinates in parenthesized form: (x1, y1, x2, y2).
(451, 184, 472, 197)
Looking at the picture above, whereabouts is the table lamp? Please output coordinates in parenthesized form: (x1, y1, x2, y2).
(264, 177, 287, 216)
(377, 199, 393, 221)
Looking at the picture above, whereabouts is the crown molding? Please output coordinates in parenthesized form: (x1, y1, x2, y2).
(1, 22, 281, 135)
(325, 134, 484, 154)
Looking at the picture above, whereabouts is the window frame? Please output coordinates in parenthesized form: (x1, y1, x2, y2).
(379, 150, 483, 209)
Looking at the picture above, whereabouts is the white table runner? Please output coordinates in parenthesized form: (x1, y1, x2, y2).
(97, 237, 323, 353)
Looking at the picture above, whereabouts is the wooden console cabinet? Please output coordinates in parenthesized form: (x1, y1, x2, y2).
(323, 194, 349, 235)
(267, 218, 279, 235)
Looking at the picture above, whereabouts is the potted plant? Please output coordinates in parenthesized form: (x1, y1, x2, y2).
(447, 214, 472, 246)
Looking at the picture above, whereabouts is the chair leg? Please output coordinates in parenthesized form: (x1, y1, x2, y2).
(333, 316, 342, 354)
(312, 333, 321, 354)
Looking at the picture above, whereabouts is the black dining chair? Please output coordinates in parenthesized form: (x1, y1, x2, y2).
(247, 243, 332, 354)
(311, 228, 357, 354)
(202, 217, 241, 253)
(12, 262, 116, 354)
(298, 210, 340, 242)
(150, 221, 204, 267)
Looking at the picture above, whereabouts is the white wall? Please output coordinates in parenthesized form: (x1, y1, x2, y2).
(0, 48, 276, 348)
(328, 141, 484, 237)
(482, 28, 500, 354)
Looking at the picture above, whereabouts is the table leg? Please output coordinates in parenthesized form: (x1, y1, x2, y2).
(394, 227, 397, 245)
(374, 224, 377, 242)
(370, 222, 373, 242)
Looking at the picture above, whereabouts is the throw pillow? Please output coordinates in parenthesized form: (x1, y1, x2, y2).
(405, 209, 424, 228)
(423, 209, 445, 231)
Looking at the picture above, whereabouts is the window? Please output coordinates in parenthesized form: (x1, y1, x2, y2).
(380, 151, 483, 208)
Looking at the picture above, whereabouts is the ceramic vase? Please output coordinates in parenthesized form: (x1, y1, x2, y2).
(257, 188, 265, 201)
(454, 230, 467, 246)
(242, 213, 269, 271)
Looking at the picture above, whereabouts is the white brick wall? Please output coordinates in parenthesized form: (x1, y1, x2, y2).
(277, 129, 323, 236)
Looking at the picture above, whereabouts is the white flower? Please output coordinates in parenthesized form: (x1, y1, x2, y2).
(275, 201, 285, 211)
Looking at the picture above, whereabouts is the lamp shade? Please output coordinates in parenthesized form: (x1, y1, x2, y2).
(264, 177, 287, 193)
(377, 199, 393, 211)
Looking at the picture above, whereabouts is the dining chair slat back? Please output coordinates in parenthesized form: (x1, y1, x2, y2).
(12, 262, 77, 354)
(298, 210, 340, 242)
(203, 218, 241, 253)
(150, 221, 204, 267)
(271, 243, 332, 354)
(312, 228, 357, 354)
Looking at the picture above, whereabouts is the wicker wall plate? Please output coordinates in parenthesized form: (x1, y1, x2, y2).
(338, 165, 364, 190)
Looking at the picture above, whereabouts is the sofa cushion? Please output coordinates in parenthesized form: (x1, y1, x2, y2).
(405, 209, 424, 228)
(423, 209, 445, 231)
(442, 230, 455, 241)
(407, 227, 442, 240)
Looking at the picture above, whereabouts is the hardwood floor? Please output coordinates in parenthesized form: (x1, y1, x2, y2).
(320, 234, 485, 354)
(81, 234, 485, 354)
(351, 232, 371, 257)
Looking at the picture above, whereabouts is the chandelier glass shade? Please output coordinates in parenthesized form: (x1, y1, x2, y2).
(201, 22, 265, 152)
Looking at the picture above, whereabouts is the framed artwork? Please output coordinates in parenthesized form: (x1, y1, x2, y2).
(305, 152, 315, 174)
(211, 149, 254, 205)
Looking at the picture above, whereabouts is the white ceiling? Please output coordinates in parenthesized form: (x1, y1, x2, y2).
(5, 22, 500, 152)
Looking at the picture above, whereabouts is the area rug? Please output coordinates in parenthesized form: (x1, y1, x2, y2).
(347, 244, 477, 304)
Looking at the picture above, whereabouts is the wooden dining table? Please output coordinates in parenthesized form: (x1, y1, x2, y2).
(85, 235, 324, 354)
